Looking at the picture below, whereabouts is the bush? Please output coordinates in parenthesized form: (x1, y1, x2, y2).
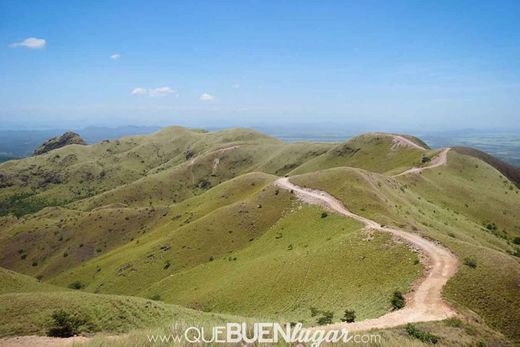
(391, 291, 405, 310)
(406, 324, 439, 344)
(341, 309, 356, 323)
(513, 237, 520, 245)
(464, 257, 477, 268)
(68, 281, 85, 290)
(310, 307, 320, 317)
(316, 311, 334, 325)
(47, 310, 87, 337)
(150, 293, 162, 301)
(321, 212, 328, 218)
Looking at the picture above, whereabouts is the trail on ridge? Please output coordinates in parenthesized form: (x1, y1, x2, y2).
(275, 175, 458, 331)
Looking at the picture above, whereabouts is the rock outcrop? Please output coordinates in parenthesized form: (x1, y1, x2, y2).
(33, 132, 86, 155)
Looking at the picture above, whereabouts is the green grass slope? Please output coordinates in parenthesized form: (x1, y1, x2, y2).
(292, 151, 520, 342)
(2, 127, 519, 344)
(141, 205, 420, 323)
(0, 267, 58, 294)
(290, 133, 436, 176)
(0, 291, 236, 337)
(45, 174, 420, 324)
(0, 127, 282, 215)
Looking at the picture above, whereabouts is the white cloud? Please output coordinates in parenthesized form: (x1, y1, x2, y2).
(200, 92, 215, 101)
(149, 86, 175, 97)
(10, 37, 46, 49)
(131, 86, 176, 97)
(131, 87, 148, 95)
(110, 53, 121, 60)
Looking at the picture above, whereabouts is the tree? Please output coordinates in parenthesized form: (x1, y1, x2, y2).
(317, 311, 334, 325)
(391, 291, 405, 310)
(341, 309, 356, 323)
(47, 310, 86, 337)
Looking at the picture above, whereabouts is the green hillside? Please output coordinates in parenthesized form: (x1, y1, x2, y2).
(291, 150, 520, 341)
(0, 126, 519, 345)
(0, 266, 58, 294)
(290, 133, 436, 176)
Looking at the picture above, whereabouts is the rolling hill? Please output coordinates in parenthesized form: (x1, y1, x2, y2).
(0, 126, 519, 346)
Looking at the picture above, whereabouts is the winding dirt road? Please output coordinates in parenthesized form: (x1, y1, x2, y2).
(393, 148, 451, 177)
(275, 176, 458, 331)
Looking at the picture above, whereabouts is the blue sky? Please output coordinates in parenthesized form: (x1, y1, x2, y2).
(1, 0, 520, 130)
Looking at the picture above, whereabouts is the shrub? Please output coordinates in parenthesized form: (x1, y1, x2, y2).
(406, 324, 439, 344)
(421, 156, 431, 163)
(310, 307, 320, 317)
(341, 309, 356, 323)
(321, 212, 328, 218)
(316, 311, 334, 325)
(391, 291, 405, 310)
(163, 260, 171, 269)
(150, 294, 162, 301)
(68, 281, 85, 290)
(513, 237, 520, 245)
(464, 257, 477, 268)
(47, 310, 87, 337)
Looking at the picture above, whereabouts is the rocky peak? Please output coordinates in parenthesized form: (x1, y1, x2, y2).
(33, 132, 86, 155)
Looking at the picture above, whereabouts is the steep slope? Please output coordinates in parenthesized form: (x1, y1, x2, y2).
(36, 171, 421, 323)
(0, 173, 276, 279)
(140, 205, 420, 322)
(452, 146, 520, 187)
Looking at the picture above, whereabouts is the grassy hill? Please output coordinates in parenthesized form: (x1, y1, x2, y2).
(0, 266, 58, 294)
(0, 126, 519, 345)
(290, 133, 437, 176)
(291, 150, 520, 342)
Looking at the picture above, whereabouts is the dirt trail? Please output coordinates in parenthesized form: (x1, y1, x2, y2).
(275, 177, 458, 331)
(189, 145, 242, 184)
(393, 148, 450, 177)
(373, 133, 427, 151)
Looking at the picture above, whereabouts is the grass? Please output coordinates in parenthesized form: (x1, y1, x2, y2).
(290, 133, 433, 176)
(291, 151, 520, 343)
(0, 291, 239, 337)
(0, 266, 58, 294)
(140, 205, 420, 322)
(1, 127, 519, 344)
